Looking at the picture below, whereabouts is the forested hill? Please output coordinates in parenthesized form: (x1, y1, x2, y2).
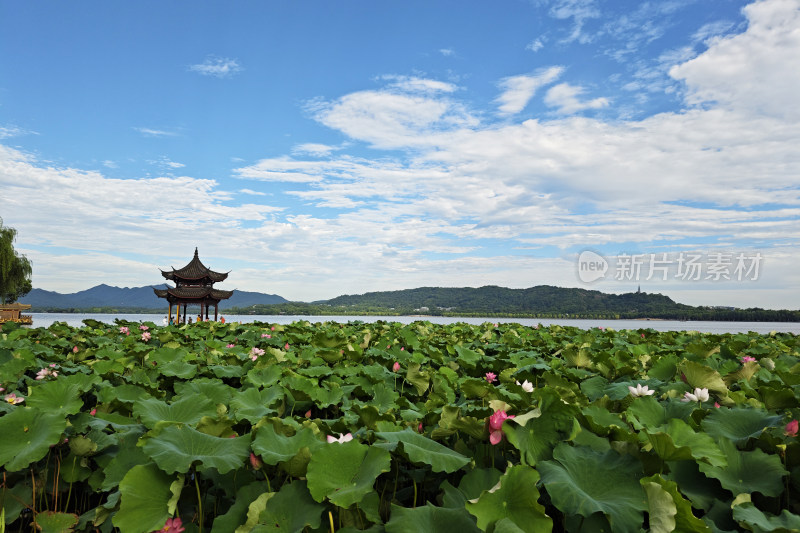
(324, 285, 689, 316)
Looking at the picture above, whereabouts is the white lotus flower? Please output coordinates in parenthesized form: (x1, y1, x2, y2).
(682, 387, 710, 403)
(628, 383, 655, 397)
(516, 380, 534, 393)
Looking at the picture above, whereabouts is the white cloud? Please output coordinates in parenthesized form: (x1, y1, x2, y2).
(291, 143, 344, 157)
(188, 57, 243, 78)
(543, 82, 610, 114)
(495, 66, 564, 116)
(0, 124, 38, 139)
(526, 37, 546, 52)
(102, 160, 118, 169)
(439, 48, 455, 56)
(548, 0, 601, 43)
(670, 0, 800, 121)
(134, 127, 179, 137)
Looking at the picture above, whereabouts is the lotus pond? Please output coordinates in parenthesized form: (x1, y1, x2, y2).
(0, 319, 799, 532)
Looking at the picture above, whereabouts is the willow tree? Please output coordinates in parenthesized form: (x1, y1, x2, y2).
(0, 217, 32, 304)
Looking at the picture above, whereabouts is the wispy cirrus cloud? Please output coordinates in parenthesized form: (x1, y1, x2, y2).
(495, 66, 564, 116)
(133, 127, 179, 138)
(543, 82, 609, 114)
(188, 56, 243, 78)
(0, 124, 38, 139)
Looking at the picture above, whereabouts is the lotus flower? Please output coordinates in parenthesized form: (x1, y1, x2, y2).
(261, 333, 271, 338)
(226, 344, 235, 348)
(741, 356, 756, 363)
(90, 408, 97, 416)
(4, 393, 24, 404)
(284, 343, 290, 350)
(158, 517, 185, 533)
(516, 379, 534, 393)
(305, 409, 312, 417)
(485, 372, 497, 383)
(392, 362, 401, 372)
(73, 346, 79, 353)
(488, 410, 514, 445)
(139, 324, 149, 331)
(119, 326, 130, 335)
(785, 419, 799, 437)
(628, 383, 655, 397)
(141, 331, 151, 342)
(250, 347, 265, 361)
(682, 387, 710, 403)
(249, 452, 263, 470)
(327, 433, 354, 444)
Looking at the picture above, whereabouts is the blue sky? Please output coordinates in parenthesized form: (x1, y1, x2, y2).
(1, 0, 798, 309)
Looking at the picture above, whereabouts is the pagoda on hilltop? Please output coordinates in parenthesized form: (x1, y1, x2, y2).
(154, 248, 233, 323)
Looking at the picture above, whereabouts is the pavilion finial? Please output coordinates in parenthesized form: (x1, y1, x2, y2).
(194, 247, 199, 257)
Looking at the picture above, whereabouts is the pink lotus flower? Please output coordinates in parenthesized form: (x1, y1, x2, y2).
(250, 347, 265, 361)
(119, 326, 130, 335)
(714, 402, 721, 408)
(327, 433, 354, 444)
(305, 410, 312, 418)
(485, 372, 497, 383)
(0, 387, 4, 392)
(400, 347, 405, 351)
(785, 419, 799, 437)
(90, 408, 97, 416)
(284, 343, 290, 350)
(392, 362, 401, 372)
(141, 331, 151, 342)
(598, 326, 606, 331)
(488, 410, 514, 445)
(158, 517, 185, 533)
(139, 324, 149, 331)
(261, 333, 271, 338)
(226, 344, 236, 348)
(741, 356, 756, 363)
(73, 346, 79, 353)
(641, 333, 645, 338)
(418, 422, 424, 433)
(271, 326, 275, 331)
(249, 452, 263, 470)
(4, 393, 24, 404)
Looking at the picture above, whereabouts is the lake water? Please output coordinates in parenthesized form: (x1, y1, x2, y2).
(25, 313, 800, 334)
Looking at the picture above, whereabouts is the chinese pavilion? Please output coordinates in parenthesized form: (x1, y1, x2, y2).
(153, 248, 233, 323)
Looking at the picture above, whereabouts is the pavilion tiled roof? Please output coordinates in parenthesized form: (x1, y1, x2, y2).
(161, 248, 229, 283)
(153, 287, 234, 301)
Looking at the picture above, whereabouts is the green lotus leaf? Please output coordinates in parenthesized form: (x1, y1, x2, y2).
(640, 474, 711, 533)
(454, 345, 483, 369)
(113, 463, 173, 533)
(230, 386, 284, 423)
(375, 428, 470, 473)
(173, 378, 234, 405)
(538, 443, 646, 533)
(678, 360, 727, 395)
(100, 434, 149, 491)
(441, 468, 503, 508)
(255, 480, 324, 532)
(625, 396, 695, 432)
(0, 408, 67, 471)
(33, 511, 79, 533)
(385, 503, 481, 533)
(309, 381, 343, 407)
(132, 394, 217, 429)
(697, 438, 787, 497)
(465, 465, 552, 532)
(504, 388, 580, 465)
(157, 360, 197, 378)
(210, 481, 265, 533)
(245, 365, 283, 388)
(1, 479, 32, 525)
(142, 425, 251, 474)
(209, 364, 244, 378)
(96, 383, 150, 404)
(405, 363, 430, 395)
(732, 501, 800, 532)
(251, 424, 322, 465)
(371, 382, 400, 412)
(646, 418, 726, 467)
(306, 440, 391, 508)
(27, 373, 98, 416)
(701, 407, 783, 446)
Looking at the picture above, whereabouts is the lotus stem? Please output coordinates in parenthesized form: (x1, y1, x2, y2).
(412, 478, 417, 508)
(328, 510, 334, 533)
(195, 472, 203, 533)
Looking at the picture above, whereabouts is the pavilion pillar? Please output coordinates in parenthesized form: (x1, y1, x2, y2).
(176, 304, 180, 325)
(214, 303, 219, 321)
(168, 303, 173, 325)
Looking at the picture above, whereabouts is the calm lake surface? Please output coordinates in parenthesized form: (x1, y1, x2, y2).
(27, 313, 800, 334)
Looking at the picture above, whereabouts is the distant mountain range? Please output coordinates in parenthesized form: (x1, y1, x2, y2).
(21, 284, 287, 311)
(18, 284, 799, 321)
